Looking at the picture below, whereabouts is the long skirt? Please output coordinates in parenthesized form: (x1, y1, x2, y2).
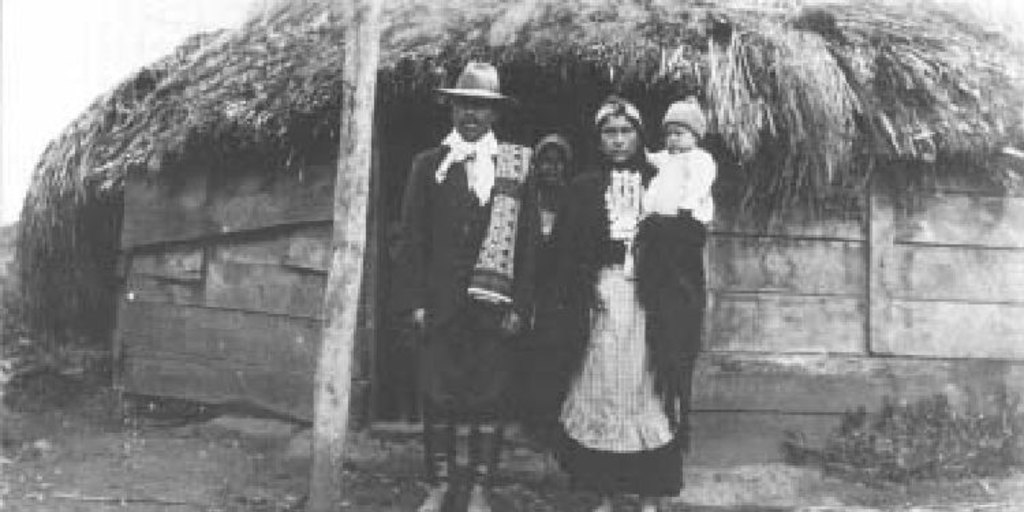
(558, 432, 683, 496)
(420, 301, 513, 422)
(558, 267, 683, 496)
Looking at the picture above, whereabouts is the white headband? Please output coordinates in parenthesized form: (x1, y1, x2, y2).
(594, 99, 643, 129)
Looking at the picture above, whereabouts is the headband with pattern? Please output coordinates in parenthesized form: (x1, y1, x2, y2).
(594, 98, 643, 129)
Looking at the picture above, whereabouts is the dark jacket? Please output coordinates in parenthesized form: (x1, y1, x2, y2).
(391, 145, 538, 329)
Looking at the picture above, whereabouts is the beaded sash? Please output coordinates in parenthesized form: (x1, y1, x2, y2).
(467, 143, 533, 305)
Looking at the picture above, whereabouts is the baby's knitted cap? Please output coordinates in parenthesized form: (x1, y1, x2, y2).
(662, 97, 707, 138)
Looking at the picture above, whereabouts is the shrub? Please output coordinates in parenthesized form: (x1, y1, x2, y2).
(784, 391, 1024, 485)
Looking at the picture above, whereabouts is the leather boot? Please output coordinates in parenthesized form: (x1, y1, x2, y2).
(419, 415, 455, 512)
(467, 423, 503, 512)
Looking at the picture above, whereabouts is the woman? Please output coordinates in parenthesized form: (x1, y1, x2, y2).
(518, 134, 574, 441)
(552, 96, 708, 512)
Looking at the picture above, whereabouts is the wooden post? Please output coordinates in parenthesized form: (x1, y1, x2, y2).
(307, 0, 382, 510)
(867, 177, 894, 356)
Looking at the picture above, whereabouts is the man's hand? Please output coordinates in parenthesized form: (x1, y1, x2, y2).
(501, 310, 523, 336)
(410, 308, 427, 331)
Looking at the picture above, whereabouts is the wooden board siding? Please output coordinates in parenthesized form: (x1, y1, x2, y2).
(885, 244, 1024, 302)
(119, 161, 379, 423)
(205, 261, 326, 319)
(121, 164, 336, 249)
(122, 170, 214, 248)
(120, 301, 321, 373)
(692, 353, 1024, 414)
(893, 194, 1024, 248)
(209, 224, 330, 269)
(706, 293, 864, 353)
(709, 237, 864, 295)
(707, 205, 868, 354)
(208, 164, 335, 234)
(123, 226, 332, 318)
(130, 247, 205, 282)
(689, 412, 838, 465)
(872, 189, 1024, 359)
(125, 355, 316, 419)
(713, 206, 864, 241)
(874, 301, 1024, 358)
(123, 355, 371, 422)
(127, 274, 206, 307)
(687, 352, 1024, 464)
(115, 156, 1024, 465)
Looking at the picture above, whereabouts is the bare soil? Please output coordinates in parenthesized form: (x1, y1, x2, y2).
(1, 371, 1022, 512)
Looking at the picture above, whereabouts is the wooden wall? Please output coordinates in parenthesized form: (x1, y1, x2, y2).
(117, 162, 1024, 464)
(685, 175, 1024, 464)
(872, 183, 1024, 359)
(117, 163, 379, 422)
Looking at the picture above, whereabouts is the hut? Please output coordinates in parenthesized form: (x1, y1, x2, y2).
(16, 0, 1024, 463)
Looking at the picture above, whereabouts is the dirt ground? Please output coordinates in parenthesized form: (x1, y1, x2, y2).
(2, 370, 1023, 512)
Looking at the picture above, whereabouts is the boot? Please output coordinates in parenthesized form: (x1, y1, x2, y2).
(467, 423, 503, 512)
(420, 415, 455, 512)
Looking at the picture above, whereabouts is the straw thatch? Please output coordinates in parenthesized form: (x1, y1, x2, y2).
(17, 0, 1024, 343)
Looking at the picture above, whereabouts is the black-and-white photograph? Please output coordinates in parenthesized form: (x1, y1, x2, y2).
(2, 1, 1023, 510)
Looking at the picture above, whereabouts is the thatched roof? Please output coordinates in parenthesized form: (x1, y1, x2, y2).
(16, 0, 1024, 341)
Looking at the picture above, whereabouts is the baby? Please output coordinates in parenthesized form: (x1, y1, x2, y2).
(644, 97, 716, 224)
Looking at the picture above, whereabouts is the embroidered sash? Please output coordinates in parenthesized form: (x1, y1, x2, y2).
(468, 144, 532, 305)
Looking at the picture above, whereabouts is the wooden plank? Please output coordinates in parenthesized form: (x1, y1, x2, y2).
(709, 236, 864, 295)
(126, 274, 205, 306)
(119, 301, 320, 373)
(205, 260, 326, 319)
(707, 292, 865, 353)
(873, 299, 1024, 359)
(209, 224, 331, 272)
(693, 353, 1024, 414)
(111, 298, 128, 390)
(894, 194, 1024, 248)
(688, 412, 838, 465)
(129, 247, 205, 282)
(123, 355, 372, 424)
(694, 354, 887, 414)
(712, 202, 865, 240)
(209, 164, 335, 235)
(121, 169, 214, 248)
(123, 355, 315, 421)
(885, 244, 1024, 303)
(284, 226, 331, 272)
(869, 185, 896, 355)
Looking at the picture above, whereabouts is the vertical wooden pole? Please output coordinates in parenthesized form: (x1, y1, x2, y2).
(867, 177, 895, 356)
(308, 0, 382, 510)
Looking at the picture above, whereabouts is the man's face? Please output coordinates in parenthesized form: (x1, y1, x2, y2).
(451, 97, 499, 142)
(599, 115, 640, 164)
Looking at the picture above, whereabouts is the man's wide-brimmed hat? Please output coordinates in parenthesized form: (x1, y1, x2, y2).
(437, 61, 511, 102)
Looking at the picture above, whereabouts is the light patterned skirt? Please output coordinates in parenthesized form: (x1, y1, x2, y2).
(559, 266, 673, 453)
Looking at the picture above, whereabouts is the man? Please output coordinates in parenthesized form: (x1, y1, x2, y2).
(392, 61, 537, 512)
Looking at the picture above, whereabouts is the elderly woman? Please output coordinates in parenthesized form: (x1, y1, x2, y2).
(551, 96, 707, 512)
(517, 134, 574, 440)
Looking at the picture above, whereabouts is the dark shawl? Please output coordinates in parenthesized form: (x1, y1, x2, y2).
(551, 158, 706, 430)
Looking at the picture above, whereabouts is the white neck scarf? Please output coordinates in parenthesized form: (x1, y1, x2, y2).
(436, 130, 498, 205)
